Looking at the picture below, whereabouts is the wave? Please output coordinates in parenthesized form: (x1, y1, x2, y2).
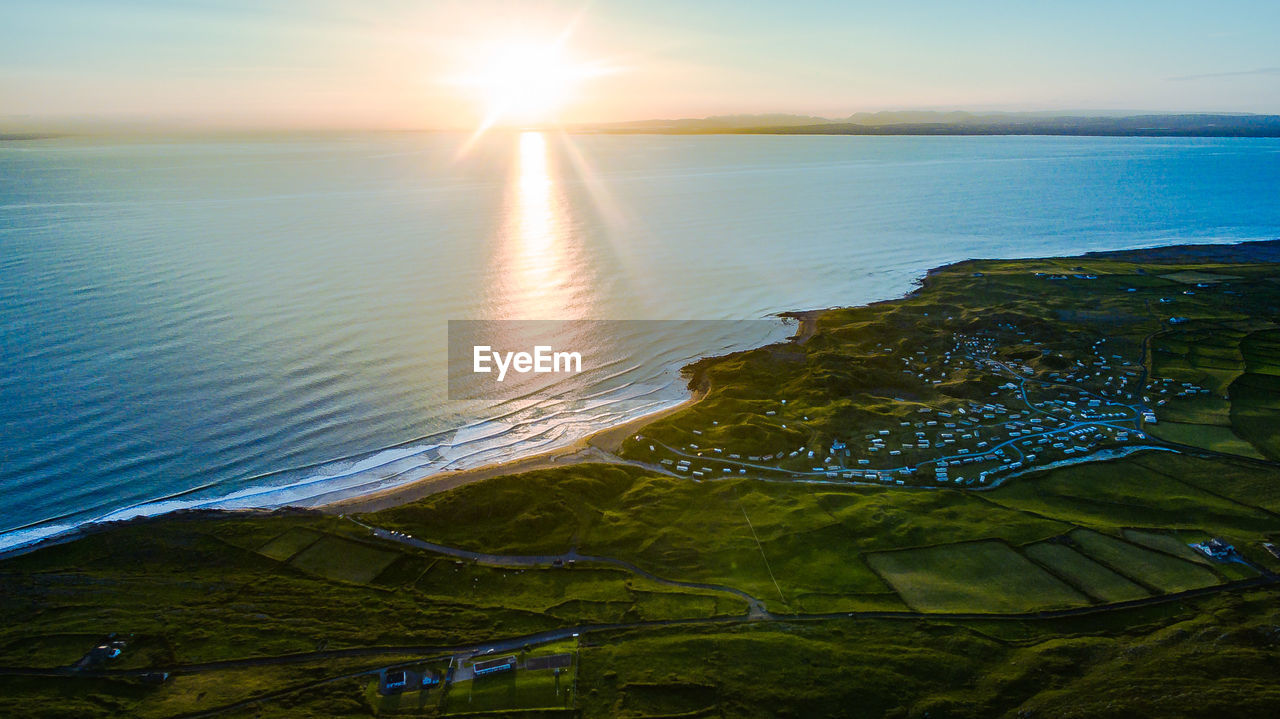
(0, 365, 709, 554)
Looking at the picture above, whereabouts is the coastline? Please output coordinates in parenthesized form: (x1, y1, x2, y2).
(5, 237, 1276, 558)
(320, 237, 1280, 518)
(320, 385, 708, 514)
(322, 311, 821, 515)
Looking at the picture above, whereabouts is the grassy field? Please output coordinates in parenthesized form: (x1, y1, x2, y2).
(1146, 420, 1266, 459)
(1232, 329, 1280, 460)
(1154, 396, 1233, 425)
(1122, 529, 1215, 565)
(866, 540, 1087, 613)
(1024, 540, 1151, 603)
(446, 668, 572, 714)
(257, 527, 322, 561)
(1069, 529, 1222, 593)
(985, 452, 1277, 535)
(289, 534, 400, 584)
(572, 591, 1280, 719)
(0, 655, 422, 719)
(367, 463, 1071, 612)
(0, 513, 747, 673)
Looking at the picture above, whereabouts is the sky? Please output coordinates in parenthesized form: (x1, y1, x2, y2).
(2, 0, 1279, 130)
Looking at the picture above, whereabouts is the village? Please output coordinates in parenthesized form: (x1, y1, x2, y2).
(637, 325, 1211, 489)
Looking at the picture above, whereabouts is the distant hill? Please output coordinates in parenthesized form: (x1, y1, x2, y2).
(581, 113, 835, 133)
(584, 112, 1280, 137)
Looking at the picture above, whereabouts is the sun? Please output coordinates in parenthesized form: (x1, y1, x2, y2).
(458, 41, 604, 128)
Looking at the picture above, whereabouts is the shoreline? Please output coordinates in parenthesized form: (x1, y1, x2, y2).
(320, 386, 708, 514)
(322, 312, 821, 515)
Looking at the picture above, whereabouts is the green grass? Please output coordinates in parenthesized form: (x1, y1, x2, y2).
(573, 591, 1280, 719)
(1122, 529, 1215, 565)
(986, 452, 1277, 535)
(1146, 420, 1265, 459)
(257, 528, 322, 561)
(1155, 396, 1233, 425)
(0, 514, 748, 672)
(1231, 329, 1280, 460)
(288, 534, 400, 584)
(368, 465, 1069, 612)
(866, 540, 1087, 613)
(1069, 529, 1221, 593)
(446, 642, 577, 714)
(0, 655, 421, 719)
(411, 560, 746, 621)
(1024, 541, 1150, 603)
(1127, 452, 1280, 517)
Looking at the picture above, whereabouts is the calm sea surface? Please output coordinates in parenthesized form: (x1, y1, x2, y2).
(2, 132, 1278, 549)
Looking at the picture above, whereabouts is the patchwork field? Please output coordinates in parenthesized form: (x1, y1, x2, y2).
(1024, 541, 1150, 603)
(865, 540, 1087, 613)
(1069, 529, 1222, 593)
(1147, 420, 1265, 459)
(985, 452, 1277, 535)
(256, 527, 322, 561)
(1122, 529, 1214, 565)
(288, 534, 400, 584)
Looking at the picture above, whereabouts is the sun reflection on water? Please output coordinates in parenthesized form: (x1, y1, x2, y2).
(490, 131, 585, 320)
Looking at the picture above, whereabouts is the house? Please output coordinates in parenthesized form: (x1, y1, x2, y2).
(379, 670, 411, 695)
(473, 655, 517, 677)
(379, 668, 440, 694)
(1191, 538, 1236, 561)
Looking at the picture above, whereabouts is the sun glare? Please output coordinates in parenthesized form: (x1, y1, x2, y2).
(456, 40, 609, 131)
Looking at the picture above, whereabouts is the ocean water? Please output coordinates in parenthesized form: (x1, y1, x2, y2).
(2, 132, 1278, 550)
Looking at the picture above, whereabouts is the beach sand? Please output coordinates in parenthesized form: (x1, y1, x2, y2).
(322, 387, 706, 514)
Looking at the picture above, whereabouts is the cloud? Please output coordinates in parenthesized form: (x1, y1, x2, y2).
(1168, 67, 1280, 82)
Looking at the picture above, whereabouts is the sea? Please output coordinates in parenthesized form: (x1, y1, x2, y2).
(2, 131, 1278, 551)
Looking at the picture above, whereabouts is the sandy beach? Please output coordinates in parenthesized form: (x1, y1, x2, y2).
(322, 387, 707, 514)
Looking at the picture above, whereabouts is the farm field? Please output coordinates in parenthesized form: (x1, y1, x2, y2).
(866, 540, 1087, 612)
(1068, 529, 1223, 593)
(1023, 541, 1150, 603)
(1146, 420, 1265, 458)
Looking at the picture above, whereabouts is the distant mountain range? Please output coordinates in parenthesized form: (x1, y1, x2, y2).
(581, 111, 1280, 137)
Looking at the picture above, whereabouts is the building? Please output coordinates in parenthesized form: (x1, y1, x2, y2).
(473, 655, 517, 677)
(1191, 538, 1236, 561)
(379, 670, 410, 695)
(378, 668, 440, 695)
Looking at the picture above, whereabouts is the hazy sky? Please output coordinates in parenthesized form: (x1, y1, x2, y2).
(3, 0, 1278, 130)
